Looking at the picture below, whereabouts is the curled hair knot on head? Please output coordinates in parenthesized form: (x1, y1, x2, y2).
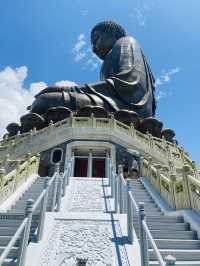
(91, 21, 127, 43)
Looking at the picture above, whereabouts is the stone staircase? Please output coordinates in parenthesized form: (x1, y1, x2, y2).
(1, 174, 200, 265)
(0, 176, 48, 265)
(131, 179, 200, 265)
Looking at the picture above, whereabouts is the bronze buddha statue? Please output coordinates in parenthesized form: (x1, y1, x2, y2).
(6, 21, 173, 140)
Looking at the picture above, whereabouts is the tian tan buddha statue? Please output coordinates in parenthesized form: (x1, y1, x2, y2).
(6, 21, 176, 142)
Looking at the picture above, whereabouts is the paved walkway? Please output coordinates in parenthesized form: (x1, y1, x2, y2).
(36, 177, 130, 266)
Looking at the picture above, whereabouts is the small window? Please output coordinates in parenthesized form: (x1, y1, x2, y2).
(51, 149, 63, 163)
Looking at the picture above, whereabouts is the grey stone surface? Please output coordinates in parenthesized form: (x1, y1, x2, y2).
(39, 220, 128, 266)
(66, 179, 108, 212)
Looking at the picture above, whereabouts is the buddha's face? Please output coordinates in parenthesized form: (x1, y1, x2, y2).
(91, 30, 115, 60)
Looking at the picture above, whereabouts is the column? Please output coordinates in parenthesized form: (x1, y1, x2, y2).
(87, 150, 93, 177)
(105, 151, 110, 179)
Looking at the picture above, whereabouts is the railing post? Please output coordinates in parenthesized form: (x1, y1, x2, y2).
(147, 157, 153, 181)
(87, 150, 93, 177)
(138, 203, 149, 266)
(165, 255, 176, 265)
(182, 164, 192, 208)
(56, 173, 63, 212)
(0, 168, 5, 187)
(105, 151, 110, 184)
(37, 177, 49, 242)
(139, 155, 143, 177)
(169, 173, 177, 209)
(114, 174, 118, 213)
(67, 161, 71, 184)
(127, 180, 133, 244)
(110, 113, 115, 128)
(123, 180, 127, 213)
(71, 152, 75, 177)
(90, 113, 96, 127)
(51, 163, 59, 212)
(118, 165, 124, 213)
(17, 199, 34, 266)
(130, 122, 136, 137)
(110, 165, 114, 198)
(68, 160, 72, 179)
(4, 153, 10, 171)
(62, 168, 68, 196)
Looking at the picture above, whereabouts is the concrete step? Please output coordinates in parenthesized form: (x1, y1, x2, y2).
(133, 216, 183, 223)
(0, 246, 19, 257)
(132, 193, 152, 201)
(137, 229, 197, 240)
(153, 239, 200, 249)
(131, 188, 149, 195)
(134, 204, 160, 213)
(149, 249, 200, 261)
(134, 222, 189, 231)
(0, 220, 23, 227)
(0, 259, 17, 266)
(0, 236, 20, 246)
(0, 228, 18, 236)
(27, 189, 43, 193)
(140, 208, 162, 215)
(130, 184, 144, 189)
(150, 261, 200, 265)
(132, 199, 155, 205)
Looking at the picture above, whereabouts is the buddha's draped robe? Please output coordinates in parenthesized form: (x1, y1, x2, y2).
(31, 36, 156, 118)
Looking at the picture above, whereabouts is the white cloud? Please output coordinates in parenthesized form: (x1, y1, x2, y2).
(155, 67, 180, 87)
(136, 9, 146, 26)
(155, 67, 181, 100)
(0, 66, 76, 139)
(72, 33, 100, 71)
(81, 10, 89, 16)
(130, 0, 156, 27)
(55, 80, 77, 87)
(73, 33, 86, 52)
(74, 52, 87, 62)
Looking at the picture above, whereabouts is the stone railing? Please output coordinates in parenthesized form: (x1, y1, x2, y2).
(0, 115, 198, 177)
(0, 155, 39, 204)
(141, 157, 200, 213)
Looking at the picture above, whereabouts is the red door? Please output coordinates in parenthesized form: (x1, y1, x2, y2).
(92, 159, 105, 177)
(74, 158, 88, 177)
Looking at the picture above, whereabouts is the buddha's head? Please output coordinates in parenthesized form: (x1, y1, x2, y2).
(91, 21, 127, 60)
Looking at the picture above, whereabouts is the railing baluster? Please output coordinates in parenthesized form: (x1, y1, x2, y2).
(17, 199, 34, 266)
(118, 165, 124, 213)
(110, 169, 114, 198)
(50, 163, 60, 212)
(37, 177, 49, 242)
(56, 173, 63, 212)
(138, 203, 149, 266)
(127, 180, 133, 243)
(123, 181, 127, 213)
(62, 169, 68, 196)
(114, 174, 118, 213)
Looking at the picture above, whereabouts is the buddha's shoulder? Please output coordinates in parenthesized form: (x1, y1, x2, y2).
(114, 36, 139, 49)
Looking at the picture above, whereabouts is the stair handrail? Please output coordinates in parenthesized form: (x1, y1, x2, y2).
(0, 199, 34, 266)
(0, 154, 39, 205)
(0, 162, 69, 265)
(141, 211, 165, 266)
(0, 218, 28, 265)
(114, 164, 176, 266)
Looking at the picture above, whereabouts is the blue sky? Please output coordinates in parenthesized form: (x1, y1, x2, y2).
(0, 0, 199, 166)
